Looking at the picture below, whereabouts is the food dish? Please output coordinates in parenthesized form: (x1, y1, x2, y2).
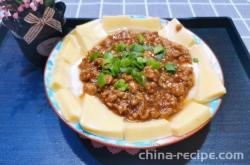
(44, 16, 226, 148)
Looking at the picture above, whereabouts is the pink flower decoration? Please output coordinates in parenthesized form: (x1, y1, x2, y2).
(18, 5, 24, 12)
(36, 0, 43, 5)
(30, 2, 37, 11)
(24, 2, 30, 8)
(12, 12, 19, 19)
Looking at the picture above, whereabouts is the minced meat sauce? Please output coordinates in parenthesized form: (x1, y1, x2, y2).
(79, 30, 194, 121)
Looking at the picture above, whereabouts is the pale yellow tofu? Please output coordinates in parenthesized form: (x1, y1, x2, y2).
(103, 16, 161, 32)
(175, 28, 195, 47)
(184, 64, 199, 103)
(195, 65, 226, 103)
(159, 19, 195, 47)
(102, 15, 131, 32)
(50, 59, 70, 91)
(75, 20, 107, 51)
(80, 94, 124, 139)
(55, 89, 82, 122)
(189, 45, 212, 68)
(170, 102, 212, 136)
(59, 34, 86, 64)
(129, 17, 162, 31)
(158, 18, 182, 39)
(124, 119, 172, 142)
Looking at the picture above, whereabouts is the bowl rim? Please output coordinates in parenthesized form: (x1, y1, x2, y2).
(43, 17, 225, 150)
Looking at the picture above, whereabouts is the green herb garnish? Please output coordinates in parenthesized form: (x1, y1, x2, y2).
(121, 57, 132, 67)
(97, 73, 106, 88)
(104, 51, 113, 59)
(89, 51, 100, 61)
(131, 69, 145, 86)
(137, 33, 144, 44)
(131, 43, 145, 53)
(153, 45, 165, 54)
(133, 57, 147, 69)
(153, 45, 166, 61)
(120, 67, 133, 74)
(110, 58, 121, 76)
(116, 42, 126, 52)
(143, 45, 154, 51)
(155, 53, 165, 61)
(147, 59, 161, 69)
(165, 63, 177, 74)
(192, 58, 199, 63)
(115, 79, 128, 91)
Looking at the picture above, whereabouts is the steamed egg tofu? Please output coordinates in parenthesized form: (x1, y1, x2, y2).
(159, 19, 195, 47)
(124, 119, 172, 142)
(55, 89, 82, 122)
(102, 15, 161, 32)
(75, 20, 108, 51)
(80, 94, 124, 139)
(170, 102, 212, 136)
(189, 45, 226, 103)
(58, 34, 86, 64)
(50, 59, 70, 91)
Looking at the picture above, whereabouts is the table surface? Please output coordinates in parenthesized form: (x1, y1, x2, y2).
(60, 0, 250, 53)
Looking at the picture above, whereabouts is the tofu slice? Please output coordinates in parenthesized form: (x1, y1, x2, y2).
(195, 65, 226, 103)
(59, 34, 86, 64)
(184, 63, 200, 103)
(103, 16, 161, 32)
(129, 17, 161, 31)
(170, 102, 212, 136)
(80, 94, 124, 139)
(175, 28, 195, 47)
(189, 45, 212, 68)
(102, 15, 131, 32)
(124, 119, 172, 142)
(50, 59, 70, 91)
(75, 20, 107, 51)
(159, 19, 195, 47)
(55, 89, 82, 122)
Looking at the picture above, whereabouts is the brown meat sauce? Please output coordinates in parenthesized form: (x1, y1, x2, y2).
(79, 30, 194, 121)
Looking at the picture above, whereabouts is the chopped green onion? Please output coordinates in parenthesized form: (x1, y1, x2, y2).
(143, 45, 154, 51)
(137, 33, 144, 44)
(115, 79, 128, 91)
(155, 53, 165, 61)
(89, 51, 100, 61)
(131, 51, 143, 57)
(193, 58, 199, 63)
(165, 63, 177, 74)
(102, 58, 112, 69)
(131, 69, 145, 86)
(116, 42, 126, 52)
(134, 57, 147, 69)
(120, 67, 133, 74)
(97, 73, 106, 88)
(104, 51, 113, 59)
(131, 43, 145, 53)
(121, 58, 132, 67)
(110, 58, 121, 76)
(147, 59, 161, 69)
(102, 69, 111, 75)
(136, 57, 148, 63)
(153, 45, 165, 54)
